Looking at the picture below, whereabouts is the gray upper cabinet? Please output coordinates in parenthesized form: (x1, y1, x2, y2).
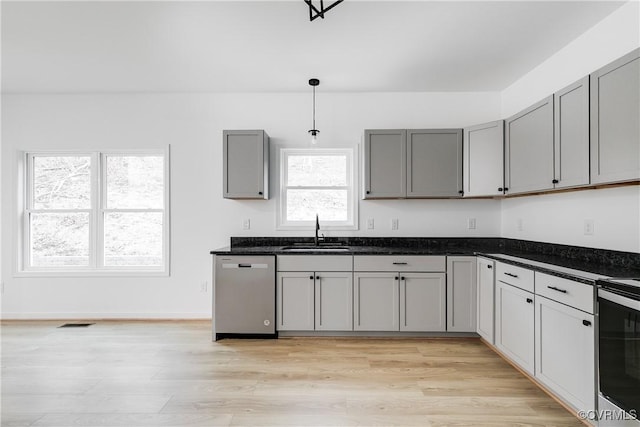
(463, 121, 505, 197)
(505, 96, 554, 195)
(363, 128, 462, 199)
(407, 129, 463, 198)
(363, 129, 406, 198)
(553, 77, 590, 189)
(590, 48, 640, 184)
(223, 130, 269, 199)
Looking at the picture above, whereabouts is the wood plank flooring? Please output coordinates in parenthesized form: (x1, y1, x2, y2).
(1, 320, 585, 426)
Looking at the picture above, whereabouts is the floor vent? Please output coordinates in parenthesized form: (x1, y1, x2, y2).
(58, 323, 94, 328)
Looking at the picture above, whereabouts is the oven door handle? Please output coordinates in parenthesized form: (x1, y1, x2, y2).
(598, 289, 640, 311)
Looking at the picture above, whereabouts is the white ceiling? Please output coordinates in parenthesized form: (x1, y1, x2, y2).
(1, 1, 627, 93)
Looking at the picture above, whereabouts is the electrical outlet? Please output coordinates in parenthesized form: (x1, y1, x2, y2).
(517, 218, 524, 232)
(367, 218, 375, 230)
(584, 219, 594, 236)
(200, 281, 208, 293)
(242, 219, 250, 230)
(467, 218, 476, 230)
(391, 218, 399, 230)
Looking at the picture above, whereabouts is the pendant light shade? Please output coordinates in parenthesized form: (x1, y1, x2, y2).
(308, 78, 320, 145)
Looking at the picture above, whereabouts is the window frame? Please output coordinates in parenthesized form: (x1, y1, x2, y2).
(277, 148, 358, 231)
(19, 148, 171, 277)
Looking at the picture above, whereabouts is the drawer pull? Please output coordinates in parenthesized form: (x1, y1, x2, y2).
(316, 276, 320, 280)
(504, 272, 519, 278)
(526, 298, 533, 304)
(583, 320, 592, 327)
(395, 276, 399, 281)
(401, 276, 406, 281)
(548, 285, 567, 294)
(392, 262, 408, 265)
(309, 276, 314, 280)
(487, 265, 493, 269)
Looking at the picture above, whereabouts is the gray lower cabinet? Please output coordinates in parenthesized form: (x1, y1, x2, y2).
(446, 257, 477, 332)
(400, 273, 446, 331)
(277, 272, 315, 331)
(476, 257, 495, 344)
(505, 96, 554, 195)
(315, 272, 353, 331)
(363, 129, 406, 198)
(495, 281, 535, 375)
(223, 130, 269, 199)
(406, 129, 463, 198)
(463, 121, 505, 197)
(553, 77, 590, 189)
(590, 48, 640, 184)
(353, 273, 399, 331)
(277, 271, 353, 331)
(363, 129, 463, 199)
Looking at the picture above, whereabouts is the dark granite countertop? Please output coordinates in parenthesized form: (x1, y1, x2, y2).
(211, 237, 640, 285)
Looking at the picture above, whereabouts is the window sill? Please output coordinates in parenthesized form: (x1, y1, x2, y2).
(14, 269, 169, 278)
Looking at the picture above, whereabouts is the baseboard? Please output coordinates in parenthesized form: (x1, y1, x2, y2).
(0, 312, 212, 320)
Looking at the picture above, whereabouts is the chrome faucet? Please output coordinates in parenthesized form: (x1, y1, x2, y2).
(314, 214, 320, 246)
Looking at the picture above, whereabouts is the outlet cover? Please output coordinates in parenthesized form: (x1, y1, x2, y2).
(517, 218, 524, 232)
(467, 218, 477, 230)
(391, 218, 399, 230)
(367, 218, 375, 230)
(242, 219, 250, 230)
(584, 219, 594, 236)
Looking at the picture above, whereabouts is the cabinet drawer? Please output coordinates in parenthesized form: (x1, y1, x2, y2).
(496, 262, 534, 293)
(535, 272, 594, 314)
(353, 255, 445, 272)
(277, 255, 352, 272)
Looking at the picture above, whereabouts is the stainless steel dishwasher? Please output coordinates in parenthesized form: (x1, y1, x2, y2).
(213, 255, 276, 341)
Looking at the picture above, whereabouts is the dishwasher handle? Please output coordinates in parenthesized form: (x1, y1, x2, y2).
(221, 263, 269, 269)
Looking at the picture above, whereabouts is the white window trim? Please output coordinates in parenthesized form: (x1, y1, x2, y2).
(277, 147, 358, 231)
(16, 147, 171, 277)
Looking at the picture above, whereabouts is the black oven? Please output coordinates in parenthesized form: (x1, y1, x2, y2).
(597, 278, 640, 426)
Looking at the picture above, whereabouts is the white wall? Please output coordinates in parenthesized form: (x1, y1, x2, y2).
(500, 1, 640, 253)
(1, 91, 502, 319)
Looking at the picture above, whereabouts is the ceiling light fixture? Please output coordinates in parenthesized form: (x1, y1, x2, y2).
(308, 78, 320, 145)
(304, 0, 344, 22)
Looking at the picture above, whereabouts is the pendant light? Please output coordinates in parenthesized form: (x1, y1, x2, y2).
(308, 78, 320, 145)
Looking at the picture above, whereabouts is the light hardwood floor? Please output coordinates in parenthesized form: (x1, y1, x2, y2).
(1, 320, 585, 427)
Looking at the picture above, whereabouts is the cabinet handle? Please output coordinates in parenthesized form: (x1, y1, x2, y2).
(547, 285, 567, 294)
(392, 262, 408, 265)
(258, 191, 263, 195)
(395, 276, 399, 281)
(526, 298, 533, 304)
(498, 187, 503, 192)
(552, 179, 559, 184)
(504, 272, 519, 278)
(583, 320, 592, 327)
(366, 190, 371, 194)
(458, 190, 463, 195)
(487, 265, 493, 269)
(401, 277, 406, 281)
(504, 187, 509, 192)
(309, 276, 314, 280)
(316, 276, 320, 280)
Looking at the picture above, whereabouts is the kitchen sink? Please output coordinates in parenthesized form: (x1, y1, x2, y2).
(280, 246, 351, 252)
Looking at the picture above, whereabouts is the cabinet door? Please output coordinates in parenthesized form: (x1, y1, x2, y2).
(363, 130, 406, 198)
(353, 273, 399, 331)
(223, 130, 268, 199)
(446, 257, 477, 332)
(505, 96, 554, 194)
(535, 296, 596, 412)
(495, 282, 535, 375)
(553, 77, 590, 189)
(476, 257, 495, 344)
(276, 272, 315, 331)
(400, 272, 446, 331)
(406, 129, 463, 198)
(463, 121, 505, 197)
(590, 48, 640, 184)
(315, 272, 353, 331)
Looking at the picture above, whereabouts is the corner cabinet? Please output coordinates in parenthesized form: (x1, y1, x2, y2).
(446, 256, 477, 332)
(553, 77, 590, 189)
(590, 48, 640, 184)
(463, 121, 505, 197)
(363, 129, 462, 199)
(223, 130, 269, 199)
(505, 96, 554, 195)
(476, 257, 495, 344)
